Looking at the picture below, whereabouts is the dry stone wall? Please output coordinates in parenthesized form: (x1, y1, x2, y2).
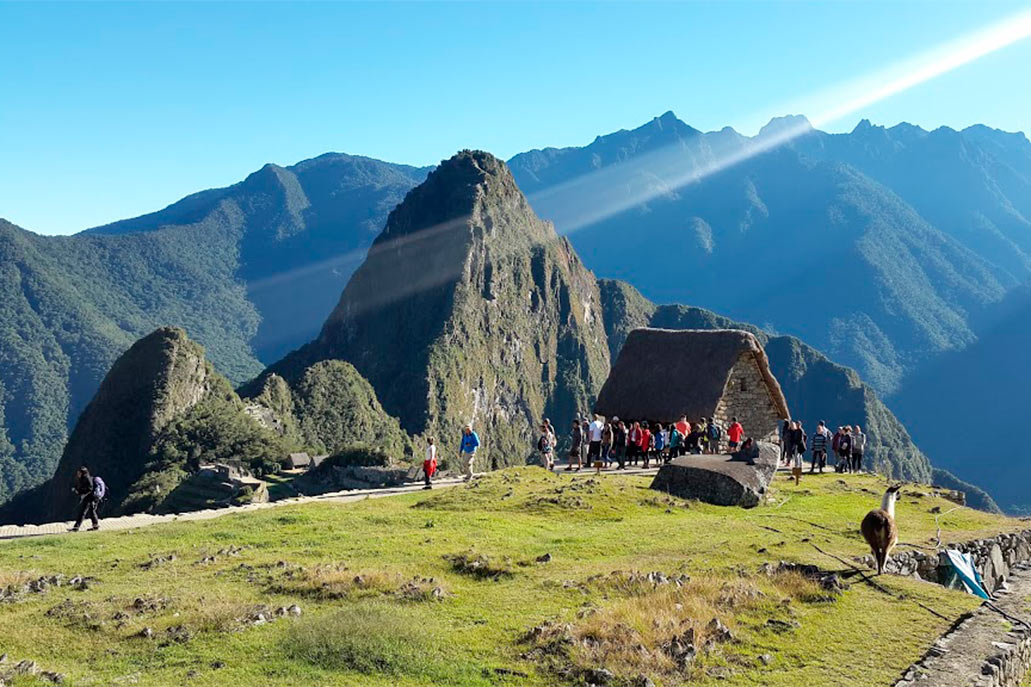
(713, 352, 783, 443)
(887, 531, 1031, 687)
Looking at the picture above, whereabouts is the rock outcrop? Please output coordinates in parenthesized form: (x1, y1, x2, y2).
(268, 151, 611, 470)
(42, 327, 221, 519)
(0, 327, 291, 523)
(649, 441, 779, 508)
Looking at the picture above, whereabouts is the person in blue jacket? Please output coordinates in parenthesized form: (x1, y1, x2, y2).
(458, 424, 480, 481)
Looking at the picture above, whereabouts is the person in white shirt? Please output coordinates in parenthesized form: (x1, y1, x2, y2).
(422, 437, 438, 489)
(587, 415, 605, 464)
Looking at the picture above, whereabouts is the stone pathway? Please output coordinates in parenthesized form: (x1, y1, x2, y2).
(0, 466, 660, 542)
(894, 562, 1031, 687)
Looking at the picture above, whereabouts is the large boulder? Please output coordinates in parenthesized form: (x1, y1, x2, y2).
(649, 441, 779, 508)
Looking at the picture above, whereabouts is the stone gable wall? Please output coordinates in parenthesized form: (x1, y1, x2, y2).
(712, 352, 784, 445)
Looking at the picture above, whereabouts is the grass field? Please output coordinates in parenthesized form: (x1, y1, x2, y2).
(0, 468, 1022, 687)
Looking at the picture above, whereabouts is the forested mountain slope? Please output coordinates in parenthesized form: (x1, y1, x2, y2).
(0, 155, 426, 505)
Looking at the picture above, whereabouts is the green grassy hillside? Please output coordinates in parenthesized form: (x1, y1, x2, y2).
(0, 468, 1019, 687)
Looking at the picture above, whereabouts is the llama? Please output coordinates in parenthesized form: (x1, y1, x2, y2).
(861, 485, 901, 575)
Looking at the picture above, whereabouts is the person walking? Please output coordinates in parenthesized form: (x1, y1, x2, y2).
(852, 425, 867, 473)
(69, 466, 105, 532)
(810, 421, 830, 473)
(601, 419, 613, 467)
(423, 437, 438, 489)
(537, 424, 556, 471)
(727, 417, 744, 452)
(567, 418, 584, 471)
(458, 424, 480, 481)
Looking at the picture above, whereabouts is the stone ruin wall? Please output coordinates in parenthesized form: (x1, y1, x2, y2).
(712, 352, 783, 444)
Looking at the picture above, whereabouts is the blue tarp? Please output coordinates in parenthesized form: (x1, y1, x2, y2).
(945, 549, 990, 600)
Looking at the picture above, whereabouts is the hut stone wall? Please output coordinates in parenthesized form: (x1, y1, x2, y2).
(712, 352, 783, 442)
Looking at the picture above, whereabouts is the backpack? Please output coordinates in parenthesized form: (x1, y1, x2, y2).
(654, 432, 665, 451)
(537, 435, 547, 451)
(708, 423, 722, 440)
(92, 475, 106, 500)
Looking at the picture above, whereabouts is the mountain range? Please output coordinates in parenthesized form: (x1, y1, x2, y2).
(0, 113, 1027, 511)
(8, 150, 990, 525)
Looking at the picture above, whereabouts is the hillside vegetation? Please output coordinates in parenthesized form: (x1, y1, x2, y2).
(0, 468, 1019, 687)
(0, 156, 425, 506)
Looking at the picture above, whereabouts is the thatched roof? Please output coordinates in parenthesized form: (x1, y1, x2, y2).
(594, 328, 789, 423)
(285, 452, 311, 468)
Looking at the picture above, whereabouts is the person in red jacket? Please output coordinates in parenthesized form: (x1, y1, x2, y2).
(639, 422, 653, 468)
(727, 417, 744, 451)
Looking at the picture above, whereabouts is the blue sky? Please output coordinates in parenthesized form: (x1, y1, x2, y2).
(2, 1, 1029, 235)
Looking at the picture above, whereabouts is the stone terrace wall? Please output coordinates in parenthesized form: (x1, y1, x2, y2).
(864, 529, 1031, 595)
(713, 352, 783, 444)
(893, 562, 1031, 687)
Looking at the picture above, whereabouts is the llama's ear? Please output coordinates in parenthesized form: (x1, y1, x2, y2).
(888, 483, 903, 493)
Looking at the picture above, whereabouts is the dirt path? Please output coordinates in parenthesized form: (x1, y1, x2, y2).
(0, 466, 661, 541)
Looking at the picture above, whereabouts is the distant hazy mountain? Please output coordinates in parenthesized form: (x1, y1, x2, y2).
(87, 154, 430, 362)
(0, 155, 426, 504)
(891, 286, 1031, 514)
(509, 112, 1028, 397)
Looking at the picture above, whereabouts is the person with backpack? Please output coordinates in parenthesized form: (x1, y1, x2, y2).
(567, 418, 584, 471)
(810, 421, 830, 473)
(70, 466, 104, 532)
(423, 437, 438, 488)
(851, 425, 866, 473)
(707, 419, 723, 454)
(536, 424, 555, 471)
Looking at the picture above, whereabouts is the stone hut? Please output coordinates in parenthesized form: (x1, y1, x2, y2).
(594, 328, 789, 441)
(283, 452, 311, 470)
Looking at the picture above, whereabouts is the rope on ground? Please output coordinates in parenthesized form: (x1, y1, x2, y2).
(757, 513, 839, 533)
(984, 601, 1031, 632)
(933, 507, 963, 550)
(809, 542, 951, 622)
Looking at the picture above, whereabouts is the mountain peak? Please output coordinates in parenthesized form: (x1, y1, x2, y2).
(373, 149, 539, 248)
(758, 114, 813, 139)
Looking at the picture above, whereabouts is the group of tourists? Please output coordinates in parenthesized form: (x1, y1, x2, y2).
(535, 414, 747, 472)
(779, 419, 867, 479)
